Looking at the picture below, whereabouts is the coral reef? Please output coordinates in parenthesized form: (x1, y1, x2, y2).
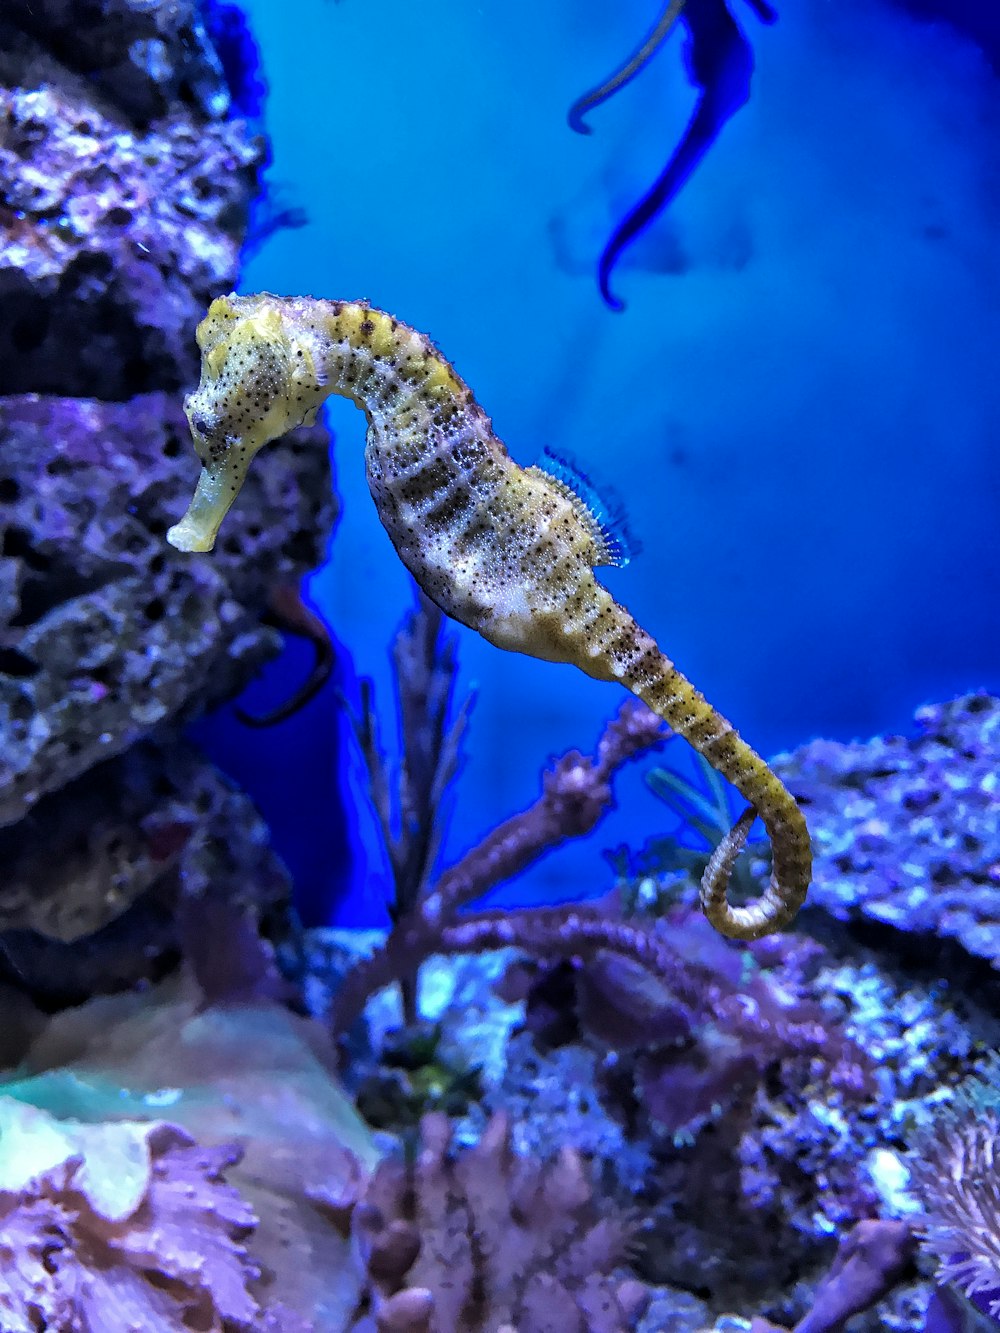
(499, 902, 880, 1308)
(350, 1110, 650, 1332)
(740, 1219, 917, 1333)
(775, 693, 1000, 967)
(0, 0, 261, 396)
(5, 974, 380, 1328)
(331, 692, 670, 1035)
(488, 886, 995, 1327)
(0, 740, 292, 1003)
(0, 393, 332, 827)
(0, 1097, 259, 1331)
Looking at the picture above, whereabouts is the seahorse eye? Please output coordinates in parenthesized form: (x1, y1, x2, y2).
(184, 398, 217, 439)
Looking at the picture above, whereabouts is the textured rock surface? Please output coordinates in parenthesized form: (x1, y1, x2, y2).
(776, 693, 1000, 966)
(0, 737, 290, 948)
(0, 3, 262, 398)
(0, 393, 333, 828)
(1, 0, 245, 125)
(0, 0, 335, 970)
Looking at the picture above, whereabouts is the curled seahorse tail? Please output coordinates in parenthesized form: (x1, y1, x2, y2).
(623, 652, 811, 941)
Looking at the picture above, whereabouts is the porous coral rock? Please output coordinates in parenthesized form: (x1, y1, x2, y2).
(775, 693, 1000, 967)
(0, 0, 335, 975)
(0, 0, 263, 397)
(1, 0, 246, 125)
(493, 903, 995, 1327)
(0, 393, 333, 828)
(0, 740, 292, 1007)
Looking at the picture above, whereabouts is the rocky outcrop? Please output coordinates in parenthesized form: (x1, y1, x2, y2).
(0, 0, 333, 988)
(0, 393, 332, 828)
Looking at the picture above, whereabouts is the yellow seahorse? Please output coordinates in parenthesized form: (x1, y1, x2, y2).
(167, 292, 811, 940)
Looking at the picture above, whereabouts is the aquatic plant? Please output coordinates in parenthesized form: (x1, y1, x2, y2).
(167, 291, 812, 944)
(568, 0, 776, 308)
(629, 739, 770, 905)
(350, 1110, 649, 1332)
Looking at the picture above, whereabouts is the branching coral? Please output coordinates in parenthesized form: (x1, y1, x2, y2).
(0, 1096, 259, 1332)
(349, 1110, 649, 1332)
(498, 900, 883, 1310)
(509, 898, 875, 1140)
(346, 588, 472, 1025)
(330, 613, 674, 1029)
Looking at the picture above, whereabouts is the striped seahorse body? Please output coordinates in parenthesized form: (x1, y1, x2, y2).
(168, 292, 811, 940)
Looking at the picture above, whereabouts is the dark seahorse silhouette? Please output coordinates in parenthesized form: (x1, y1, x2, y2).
(570, 0, 777, 310)
(167, 292, 811, 941)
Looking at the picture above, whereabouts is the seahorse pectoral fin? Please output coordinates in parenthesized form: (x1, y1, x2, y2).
(167, 453, 252, 553)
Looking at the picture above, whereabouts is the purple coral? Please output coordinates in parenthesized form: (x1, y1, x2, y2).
(332, 620, 669, 1034)
(0, 1098, 261, 1331)
(350, 1111, 649, 1332)
(907, 1063, 1000, 1321)
(774, 693, 1000, 967)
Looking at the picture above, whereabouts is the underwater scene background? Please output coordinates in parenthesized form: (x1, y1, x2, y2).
(193, 0, 1000, 925)
(1, 0, 1000, 1330)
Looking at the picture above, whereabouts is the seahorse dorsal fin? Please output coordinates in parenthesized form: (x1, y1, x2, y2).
(529, 447, 638, 568)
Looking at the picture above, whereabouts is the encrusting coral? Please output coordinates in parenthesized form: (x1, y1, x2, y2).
(167, 291, 812, 944)
(775, 692, 1000, 968)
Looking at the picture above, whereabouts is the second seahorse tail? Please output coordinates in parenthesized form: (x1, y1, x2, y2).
(625, 652, 811, 940)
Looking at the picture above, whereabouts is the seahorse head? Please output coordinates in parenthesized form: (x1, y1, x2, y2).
(167, 293, 325, 552)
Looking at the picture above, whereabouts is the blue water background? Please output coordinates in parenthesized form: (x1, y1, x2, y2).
(191, 0, 1000, 925)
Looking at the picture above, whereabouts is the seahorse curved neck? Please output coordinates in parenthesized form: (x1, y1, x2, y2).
(167, 292, 811, 941)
